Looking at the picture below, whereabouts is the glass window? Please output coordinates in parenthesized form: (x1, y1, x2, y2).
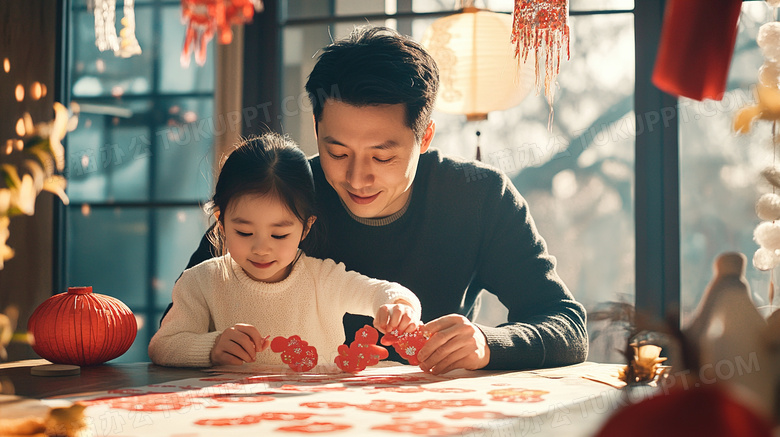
(679, 2, 773, 323)
(159, 6, 215, 93)
(153, 208, 210, 308)
(153, 98, 215, 201)
(67, 208, 150, 309)
(66, 0, 214, 363)
(72, 7, 154, 97)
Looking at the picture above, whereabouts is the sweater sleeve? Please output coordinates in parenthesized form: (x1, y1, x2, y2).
(316, 258, 422, 321)
(148, 269, 221, 367)
(475, 173, 588, 370)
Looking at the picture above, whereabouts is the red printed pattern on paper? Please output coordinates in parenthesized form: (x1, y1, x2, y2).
(372, 419, 466, 436)
(195, 412, 316, 426)
(276, 422, 352, 433)
(488, 388, 549, 403)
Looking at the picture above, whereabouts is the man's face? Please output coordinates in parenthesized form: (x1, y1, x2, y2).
(315, 100, 435, 219)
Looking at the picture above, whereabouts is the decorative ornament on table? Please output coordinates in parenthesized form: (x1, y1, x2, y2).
(270, 335, 317, 372)
(334, 325, 389, 373)
(180, 0, 264, 67)
(91, 0, 142, 57)
(511, 0, 569, 128)
(27, 286, 137, 366)
(684, 253, 773, 417)
(617, 342, 667, 385)
(381, 328, 430, 366)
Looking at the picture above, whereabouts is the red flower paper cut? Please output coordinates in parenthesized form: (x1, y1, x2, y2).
(271, 335, 318, 372)
(335, 325, 389, 373)
(381, 328, 430, 365)
(276, 422, 352, 433)
(372, 420, 466, 436)
(488, 388, 549, 403)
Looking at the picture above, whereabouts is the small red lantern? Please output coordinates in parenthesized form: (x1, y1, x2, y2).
(27, 286, 137, 366)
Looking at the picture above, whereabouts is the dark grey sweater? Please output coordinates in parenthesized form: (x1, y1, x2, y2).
(174, 149, 587, 369)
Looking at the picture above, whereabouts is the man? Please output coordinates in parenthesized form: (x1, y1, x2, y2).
(169, 26, 587, 374)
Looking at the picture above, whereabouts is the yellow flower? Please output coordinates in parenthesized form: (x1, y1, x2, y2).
(0, 217, 13, 270)
(11, 174, 36, 216)
(0, 189, 10, 216)
(43, 175, 69, 205)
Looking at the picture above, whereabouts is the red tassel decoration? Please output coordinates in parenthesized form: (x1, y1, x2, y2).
(652, 0, 743, 101)
(180, 0, 264, 67)
(511, 0, 570, 126)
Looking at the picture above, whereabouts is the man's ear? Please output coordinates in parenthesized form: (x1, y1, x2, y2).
(420, 119, 435, 154)
(302, 216, 317, 240)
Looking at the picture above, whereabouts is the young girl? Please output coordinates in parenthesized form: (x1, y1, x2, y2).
(148, 133, 422, 368)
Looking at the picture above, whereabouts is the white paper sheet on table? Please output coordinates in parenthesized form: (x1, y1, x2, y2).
(54, 363, 627, 437)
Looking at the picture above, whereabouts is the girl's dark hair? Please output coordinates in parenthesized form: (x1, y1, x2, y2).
(305, 26, 440, 142)
(207, 133, 318, 260)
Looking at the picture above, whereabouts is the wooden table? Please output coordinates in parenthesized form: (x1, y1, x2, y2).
(0, 360, 629, 436)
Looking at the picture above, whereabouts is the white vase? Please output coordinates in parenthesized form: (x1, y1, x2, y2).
(684, 252, 771, 416)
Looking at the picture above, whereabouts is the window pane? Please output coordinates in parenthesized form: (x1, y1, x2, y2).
(427, 13, 635, 362)
(283, 0, 332, 20)
(336, 0, 386, 16)
(71, 6, 154, 97)
(159, 5, 215, 93)
(153, 98, 215, 201)
(66, 207, 149, 308)
(281, 23, 337, 154)
(66, 102, 154, 202)
(679, 3, 771, 324)
(113, 313, 151, 363)
(153, 208, 211, 308)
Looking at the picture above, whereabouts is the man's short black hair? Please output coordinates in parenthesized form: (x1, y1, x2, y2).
(305, 26, 440, 142)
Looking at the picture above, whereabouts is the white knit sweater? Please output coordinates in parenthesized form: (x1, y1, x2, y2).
(148, 254, 421, 367)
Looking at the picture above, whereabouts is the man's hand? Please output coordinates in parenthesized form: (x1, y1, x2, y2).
(416, 314, 490, 375)
(374, 301, 421, 335)
(210, 323, 270, 366)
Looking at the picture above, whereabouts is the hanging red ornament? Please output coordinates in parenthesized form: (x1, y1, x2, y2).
(27, 287, 137, 366)
(180, 0, 264, 67)
(511, 0, 570, 126)
(652, 0, 742, 101)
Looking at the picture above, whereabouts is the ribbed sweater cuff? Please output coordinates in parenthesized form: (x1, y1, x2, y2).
(478, 324, 545, 370)
(188, 331, 221, 367)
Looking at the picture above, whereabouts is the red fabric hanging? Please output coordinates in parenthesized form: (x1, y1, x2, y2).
(652, 0, 743, 101)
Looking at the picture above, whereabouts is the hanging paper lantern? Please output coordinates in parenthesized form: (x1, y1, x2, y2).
(180, 0, 264, 67)
(511, 0, 570, 126)
(652, 0, 742, 101)
(420, 7, 535, 121)
(27, 287, 137, 366)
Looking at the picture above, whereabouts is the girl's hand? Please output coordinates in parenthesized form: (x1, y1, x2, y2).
(374, 301, 421, 335)
(210, 323, 271, 366)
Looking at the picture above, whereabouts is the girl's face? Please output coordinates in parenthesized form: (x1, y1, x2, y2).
(223, 193, 309, 283)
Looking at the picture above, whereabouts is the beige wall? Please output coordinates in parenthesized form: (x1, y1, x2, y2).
(0, 0, 58, 361)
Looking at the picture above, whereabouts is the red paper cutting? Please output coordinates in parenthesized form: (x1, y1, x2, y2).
(270, 335, 318, 372)
(381, 328, 430, 365)
(334, 325, 389, 373)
